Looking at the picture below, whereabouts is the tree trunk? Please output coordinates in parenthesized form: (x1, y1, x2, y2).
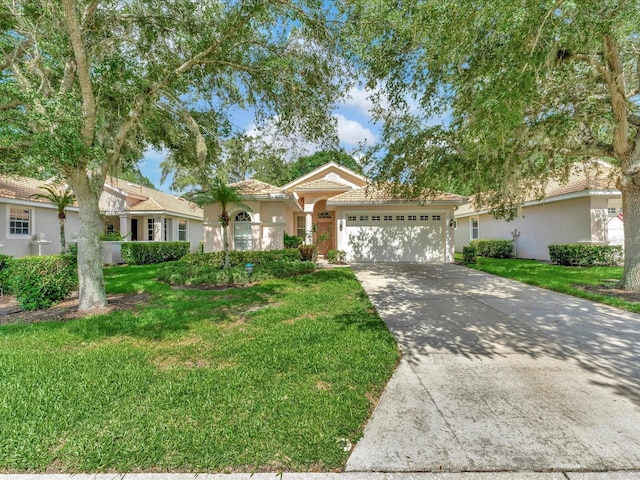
(223, 224, 230, 270)
(69, 172, 107, 311)
(59, 219, 66, 253)
(620, 170, 640, 290)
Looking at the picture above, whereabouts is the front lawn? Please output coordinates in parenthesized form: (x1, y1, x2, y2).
(0, 264, 399, 473)
(459, 255, 640, 313)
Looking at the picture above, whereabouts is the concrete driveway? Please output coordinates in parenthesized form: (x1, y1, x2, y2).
(346, 263, 640, 473)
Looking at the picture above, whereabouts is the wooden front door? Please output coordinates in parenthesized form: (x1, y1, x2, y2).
(316, 220, 334, 255)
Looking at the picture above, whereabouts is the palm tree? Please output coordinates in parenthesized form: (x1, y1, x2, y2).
(187, 178, 250, 269)
(31, 184, 76, 253)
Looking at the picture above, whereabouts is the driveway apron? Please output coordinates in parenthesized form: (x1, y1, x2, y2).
(346, 263, 640, 472)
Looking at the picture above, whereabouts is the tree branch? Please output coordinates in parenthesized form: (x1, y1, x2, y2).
(0, 39, 34, 71)
(61, 0, 97, 147)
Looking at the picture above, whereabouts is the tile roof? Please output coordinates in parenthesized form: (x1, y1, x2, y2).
(0, 175, 77, 207)
(231, 179, 292, 197)
(327, 184, 468, 205)
(294, 179, 352, 191)
(105, 177, 202, 218)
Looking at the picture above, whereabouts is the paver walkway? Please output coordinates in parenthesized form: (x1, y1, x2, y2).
(346, 264, 640, 472)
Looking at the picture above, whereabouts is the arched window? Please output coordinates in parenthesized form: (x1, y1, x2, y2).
(234, 212, 252, 251)
(317, 211, 332, 219)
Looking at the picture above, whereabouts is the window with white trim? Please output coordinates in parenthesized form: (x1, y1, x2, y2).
(371, 215, 381, 221)
(471, 218, 479, 240)
(347, 215, 357, 222)
(234, 212, 252, 251)
(359, 215, 369, 221)
(408, 215, 417, 221)
(147, 218, 155, 241)
(432, 215, 441, 221)
(396, 215, 404, 221)
(9, 207, 31, 236)
(383, 215, 393, 221)
(178, 219, 188, 241)
(296, 216, 306, 238)
(419, 215, 429, 221)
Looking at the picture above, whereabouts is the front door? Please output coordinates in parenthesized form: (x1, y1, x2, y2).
(316, 220, 334, 255)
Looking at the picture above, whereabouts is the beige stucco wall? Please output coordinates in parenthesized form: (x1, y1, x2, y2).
(454, 196, 613, 261)
(1, 201, 81, 257)
(203, 200, 294, 252)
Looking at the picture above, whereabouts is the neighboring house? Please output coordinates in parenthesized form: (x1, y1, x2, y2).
(455, 160, 623, 261)
(100, 177, 204, 253)
(1, 174, 204, 259)
(203, 162, 468, 263)
(0, 175, 81, 257)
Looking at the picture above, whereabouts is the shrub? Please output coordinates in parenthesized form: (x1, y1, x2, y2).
(120, 242, 190, 265)
(284, 233, 303, 249)
(0, 254, 13, 294)
(100, 231, 124, 241)
(548, 243, 623, 266)
(8, 254, 77, 310)
(299, 245, 317, 262)
(157, 260, 316, 286)
(180, 249, 301, 268)
(470, 239, 514, 258)
(327, 249, 346, 264)
(462, 246, 477, 265)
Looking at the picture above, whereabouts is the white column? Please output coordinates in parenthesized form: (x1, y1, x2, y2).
(305, 213, 313, 245)
(119, 216, 129, 241)
(154, 216, 162, 242)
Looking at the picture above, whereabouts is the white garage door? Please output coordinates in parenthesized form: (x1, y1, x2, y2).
(345, 212, 445, 262)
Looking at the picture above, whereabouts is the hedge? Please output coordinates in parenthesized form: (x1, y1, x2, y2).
(284, 233, 303, 249)
(548, 243, 623, 266)
(8, 254, 78, 310)
(470, 239, 514, 258)
(120, 241, 190, 265)
(462, 246, 478, 265)
(0, 254, 13, 294)
(157, 260, 317, 286)
(180, 248, 302, 268)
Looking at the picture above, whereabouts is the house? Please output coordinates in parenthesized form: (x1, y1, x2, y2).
(1, 174, 204, 259)
(0, 175, 81, 257)
(454, 160, 623, 261)
(203, 162, 468, 263)
(100, 176, 204, 254)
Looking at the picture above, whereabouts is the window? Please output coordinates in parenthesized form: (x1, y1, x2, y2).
(318, 211, 332, 219)
(107, 224, 115, 234)
(359, 215, 369, 221)
(608, 207, 617, 215)
(432, 215, 441, 221)
(419, 215, 429, 221)
(408, 215, 417, 221)
(178, 219, 188, 241)
(347, 215, 357, 222)
(396, 215, 405, 221)
(383, 215, 393, 221)
(372, 215, 381, 221)
(147, 218, 155, 241)
(234, 212, 252, 251)
(471, 218, 479, 240)
(9, 207, 31, 235)
(296, 216, 306, 238)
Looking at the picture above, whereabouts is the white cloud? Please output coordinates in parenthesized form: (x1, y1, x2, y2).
(334, 113, 376, 146)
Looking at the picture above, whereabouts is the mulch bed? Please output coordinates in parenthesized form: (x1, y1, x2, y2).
(574, 283, 640, 303)
(0, 292, 151, 325)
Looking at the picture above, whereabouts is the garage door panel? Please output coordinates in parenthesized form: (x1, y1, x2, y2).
(346, 224, 444, 263)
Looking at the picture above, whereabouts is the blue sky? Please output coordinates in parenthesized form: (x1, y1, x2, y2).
(138, 84, 383, 193)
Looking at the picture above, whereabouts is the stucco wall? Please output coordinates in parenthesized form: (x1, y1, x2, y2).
(1, 202, 81, 257)
(455, 196, 597, 261)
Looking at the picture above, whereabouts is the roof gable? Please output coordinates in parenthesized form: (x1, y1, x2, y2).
(326, 184, 468, 206)
(0, 175, 77, 208)
(282, 162, 367, 192)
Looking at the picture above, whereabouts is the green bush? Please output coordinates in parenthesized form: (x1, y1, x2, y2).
(462, 246, 478, 265)
(120, 242, 190, 265)
(157, 260, 317, 286)
(8, 254, 78, 310)
(100, 231, 124, 241)
(470, 239, 514, 258)
(0, 254, 14, 294)
(299, 245, 317, 261)
(284, 233, 303, 249)
(180, 249, 301, 268)
(327, 249, 346, 264)
(548, 243, 623, 266)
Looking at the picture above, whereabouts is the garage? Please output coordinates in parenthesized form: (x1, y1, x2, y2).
(343, 211, 446, 262)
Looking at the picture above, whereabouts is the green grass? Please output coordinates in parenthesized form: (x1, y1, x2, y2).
(457, 254, 639, 313)
(0, 265, 399, 473)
